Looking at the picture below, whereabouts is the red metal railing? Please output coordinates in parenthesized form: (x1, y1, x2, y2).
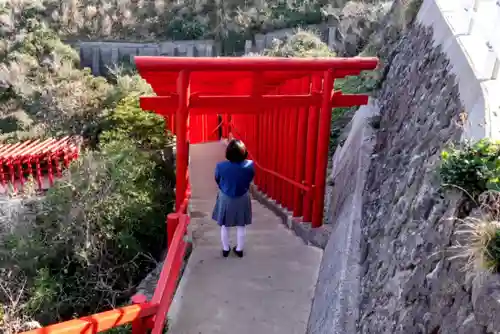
(21, 213, 190, 334)
(22, 129, 191, 334)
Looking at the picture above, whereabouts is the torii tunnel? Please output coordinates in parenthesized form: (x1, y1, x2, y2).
(135, 56, 379, 228)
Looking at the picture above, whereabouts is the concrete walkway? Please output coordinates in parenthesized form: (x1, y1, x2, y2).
(168, 141, 323, 334)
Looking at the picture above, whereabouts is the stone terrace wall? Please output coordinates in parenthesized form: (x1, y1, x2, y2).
(308, 100, 379, 334)
(74, 40, 216, 76)
(73, 25, 334, 76)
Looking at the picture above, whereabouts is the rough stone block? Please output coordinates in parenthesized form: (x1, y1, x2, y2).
(79, 46, 94, 70)
(160, 42, 176, 56)
(255, 34, 266, 52)
(138, 47, 159, 56)
(91, 47, 100, 76)
(249, 185, 330, 249)
(244, 40, 253, 54)
(99, 47, 113, 75)
(118, 47, 137, 65)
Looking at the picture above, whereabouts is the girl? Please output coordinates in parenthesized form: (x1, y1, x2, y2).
(212, 139, 255, 258)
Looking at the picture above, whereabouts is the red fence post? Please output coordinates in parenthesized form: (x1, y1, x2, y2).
(312, 70, 334, 228)
(274, 85, 284, 206)
(0, 164, 4, 191)
(7, 162, 15, 192)
(131, 294, 148, 334)
(287, 79, 299, 211)
(303, 75, 322, 222)
(293, 76, 310, 217)
(167, 213, 180, 247)
(16, 162, 24, 189)
(35, 159, 42, 191)
(284, 81, 292, 209)
(175, 70, 190, 211)
(261, 112, 269, 193)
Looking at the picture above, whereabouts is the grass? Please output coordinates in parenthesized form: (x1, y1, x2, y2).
(451, 191, 500, 274)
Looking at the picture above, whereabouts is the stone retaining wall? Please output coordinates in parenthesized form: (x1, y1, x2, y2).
(308, 0, 500, 332)
(75, 40, 216, 76)
(307, 100, 378, 334)
(73, 25, 337, 76)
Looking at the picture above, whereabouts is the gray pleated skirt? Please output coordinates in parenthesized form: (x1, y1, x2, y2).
(212, 190, 252, 227)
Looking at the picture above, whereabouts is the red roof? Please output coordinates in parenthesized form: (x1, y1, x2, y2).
(0, 137, 79, 162)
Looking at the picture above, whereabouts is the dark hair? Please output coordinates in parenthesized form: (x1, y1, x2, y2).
(226, 139, 248, 163)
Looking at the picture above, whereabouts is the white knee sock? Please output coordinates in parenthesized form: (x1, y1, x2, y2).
(221, 226, 230, 251)
(236, 226, 245, 251)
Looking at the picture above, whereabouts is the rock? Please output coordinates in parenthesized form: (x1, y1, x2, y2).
(358, 24, 466, 333)
(330, 1, 391, 56)
(19, 320, 42, 331)
(312, 17, 500, 334)
(352, 21, 494, 334)
(459, 314, 486, 334)
(472, 274, 500, 332)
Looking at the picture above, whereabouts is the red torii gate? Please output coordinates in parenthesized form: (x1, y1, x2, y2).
(135, 56, 378, 228)
(0, 137, 79, 193)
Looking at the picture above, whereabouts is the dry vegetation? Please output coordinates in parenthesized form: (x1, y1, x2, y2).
(0, 0, 337, 42)
(0, 1, 177, 331)
(451, 192, 500, 274)
(441, 140, 500, 275)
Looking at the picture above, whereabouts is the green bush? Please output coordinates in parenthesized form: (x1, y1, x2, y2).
(263, 29, 335, 57)
(486, 228, 500, 272)
(0, 0, 328, 44)
(440, 139, 500, 197)
(329, 71, 380, 150)
(166, 15, 210, 40)
(4, 137, 174, 324)
(0, 15, 176, 328)
(100, 95, 173, 150)
(0, 25, 113, 141)
(267, 1, 324, 28)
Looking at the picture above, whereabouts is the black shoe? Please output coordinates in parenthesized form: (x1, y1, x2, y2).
(233, 247, 244, 258)
(222, 249, 230, 258)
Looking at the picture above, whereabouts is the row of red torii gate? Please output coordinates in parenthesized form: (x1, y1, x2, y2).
(136, 56, 379, 228)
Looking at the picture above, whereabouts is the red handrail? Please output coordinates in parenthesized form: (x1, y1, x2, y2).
(150, 214, 189, 334)
(228, 121, 311, 193)
(22, 204, 190, 334)
(21, 304, 158, 334)
(22, 160, 192, 334)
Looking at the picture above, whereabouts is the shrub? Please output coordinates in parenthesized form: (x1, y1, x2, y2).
(0, 0, 328, 44)
(3, 137, 174, 324)
(262, 29, 335, 58)
(451, 192, 500, 273)
(0, 5, 176, 329)
(330, 71, 380, 150)
(100, 95, 173, 150)
(440, 139, 500, 198)
(452, 217, 500, 273)
(0, 25, 113, 141)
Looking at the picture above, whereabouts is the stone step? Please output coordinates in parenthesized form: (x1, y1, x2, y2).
(168, 141, 322, 334)
(192, 227, 307, 248)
